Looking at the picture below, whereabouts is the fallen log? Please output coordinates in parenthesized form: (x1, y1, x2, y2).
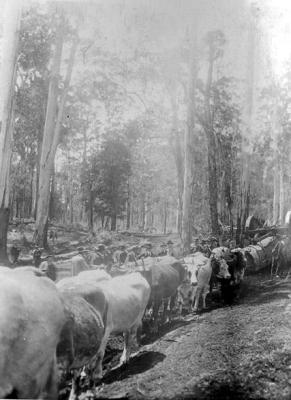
(244, 236, 279, 272)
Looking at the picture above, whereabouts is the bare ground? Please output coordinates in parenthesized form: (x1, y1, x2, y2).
(90, 272, 291, 400)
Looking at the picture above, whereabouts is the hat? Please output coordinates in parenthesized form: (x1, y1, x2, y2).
(167, 240, 174, 245)
(201, 239, 207, 244)
(128, 245, 138, 252)
(96, 243, 106, 251)
(141, 240, 152, 248)
(160, 242, 167, 247)
(77, 246, 85, 252)
(118, 242, 126, 249)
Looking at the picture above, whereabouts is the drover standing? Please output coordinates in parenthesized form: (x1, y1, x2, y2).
(39, 255, 57, 281)
(166, 240, 174, 256)
(138, 241, 153, 259)
(32, 247, 42, 268)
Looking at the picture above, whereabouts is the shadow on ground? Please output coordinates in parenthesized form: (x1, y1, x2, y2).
(141, 318, 194, 346)
(102, 351, 166, 384)
(243, 279, 291, 306)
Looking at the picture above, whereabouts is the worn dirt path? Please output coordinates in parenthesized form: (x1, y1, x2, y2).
(89, 273, 291, 400)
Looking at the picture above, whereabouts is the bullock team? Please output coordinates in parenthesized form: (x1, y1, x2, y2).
(0, 236, 246, 399)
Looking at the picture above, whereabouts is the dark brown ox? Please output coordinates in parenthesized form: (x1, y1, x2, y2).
(140, 256, 187, 331)
(57, 277, 108, 399)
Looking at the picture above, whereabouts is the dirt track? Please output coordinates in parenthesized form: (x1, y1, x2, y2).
(87, 272, 291, 400)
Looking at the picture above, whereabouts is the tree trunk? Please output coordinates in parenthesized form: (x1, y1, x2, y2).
(111, 213, 117, 231)
(0, 2, 21, 262)
(273, 159, 279, 225)
(36, 27, 78, 247)
(49, 166, 55, 221)
(35, 23, 63, 245)
(206, 130, 220, 236)
(140, 196, 145, 231)
(204, 36, 219, 237)
(169, 93, 184, 235)
(182, 25, 198, 254)
(163, 201, 167, 235)
(240, 5, 257, 241)
(88, 190, 94, 231)
(126, 181, 131, 230)
(279, 161, 284, 224)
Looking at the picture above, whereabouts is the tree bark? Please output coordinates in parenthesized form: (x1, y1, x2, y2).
(36, 24, 78, 246)
(169, 93, 184, 235)
(126, 180, 131, 230)
(273, 159, 279, 225)
(182, 25, 198, 254)
(0, 2, 21, 261)
(239, 5, 257, 242)
(279, 161, 284, 224)
(163, 201, 168, 234)
(88, 189, 94, 231)
(204, 35, 220, 237)
(111, 213, 117, 231)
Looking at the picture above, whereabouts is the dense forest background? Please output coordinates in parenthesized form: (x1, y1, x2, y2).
(1, 0, 291, 258)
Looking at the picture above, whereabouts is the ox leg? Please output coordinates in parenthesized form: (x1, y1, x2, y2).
(42, 357, 58, 400)
(162, 298, 170, 324)
(120, 330, 131, 365)
(69, 371, 80, 400)
(201, 285, 210, 309)
(193, 287, 201, 312)
(190, 286, 197, 312)
(93, 329, 110, 380)
(151, 299, 161, 333)
(169, 293, 177, 321)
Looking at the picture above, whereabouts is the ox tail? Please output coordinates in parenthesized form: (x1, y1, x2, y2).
(101, 297, 109, 336)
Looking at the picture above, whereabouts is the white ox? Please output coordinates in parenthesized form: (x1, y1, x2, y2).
(177, 252, 231, 313)
(95, 272, 151, 377)
(57, 269, 111, 291)
(193, 255, 230, 311)
(0, 268, 65, 399)
(177, 252, 208, 313)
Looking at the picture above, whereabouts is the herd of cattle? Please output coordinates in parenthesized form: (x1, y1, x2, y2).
(0, 243, 248, 399)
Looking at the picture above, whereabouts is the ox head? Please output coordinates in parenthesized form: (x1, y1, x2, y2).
(210, 248, 231, 280)
(216, 258, 231, 279)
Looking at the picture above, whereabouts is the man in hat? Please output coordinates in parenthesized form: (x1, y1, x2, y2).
(190, 237, 203, 254)
(39, 255, 57, 282)
(125, 245, 139, 265)
(10, 243, 21, 265)
(32, 246, 42, 268)
(95, 243, 106, 259)
(113, 243, 128, 266)
(138, 241, 153, 259)
(166, 240, 174, 257)
(210, 236, 219, 250)
(201, 239, 211, 257)
(158, 242, 167, 256)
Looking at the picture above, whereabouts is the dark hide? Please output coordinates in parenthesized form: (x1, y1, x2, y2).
(57, 285, 107, 395)
(215, 251, 246, 305)
(144, 259, 187, 326)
